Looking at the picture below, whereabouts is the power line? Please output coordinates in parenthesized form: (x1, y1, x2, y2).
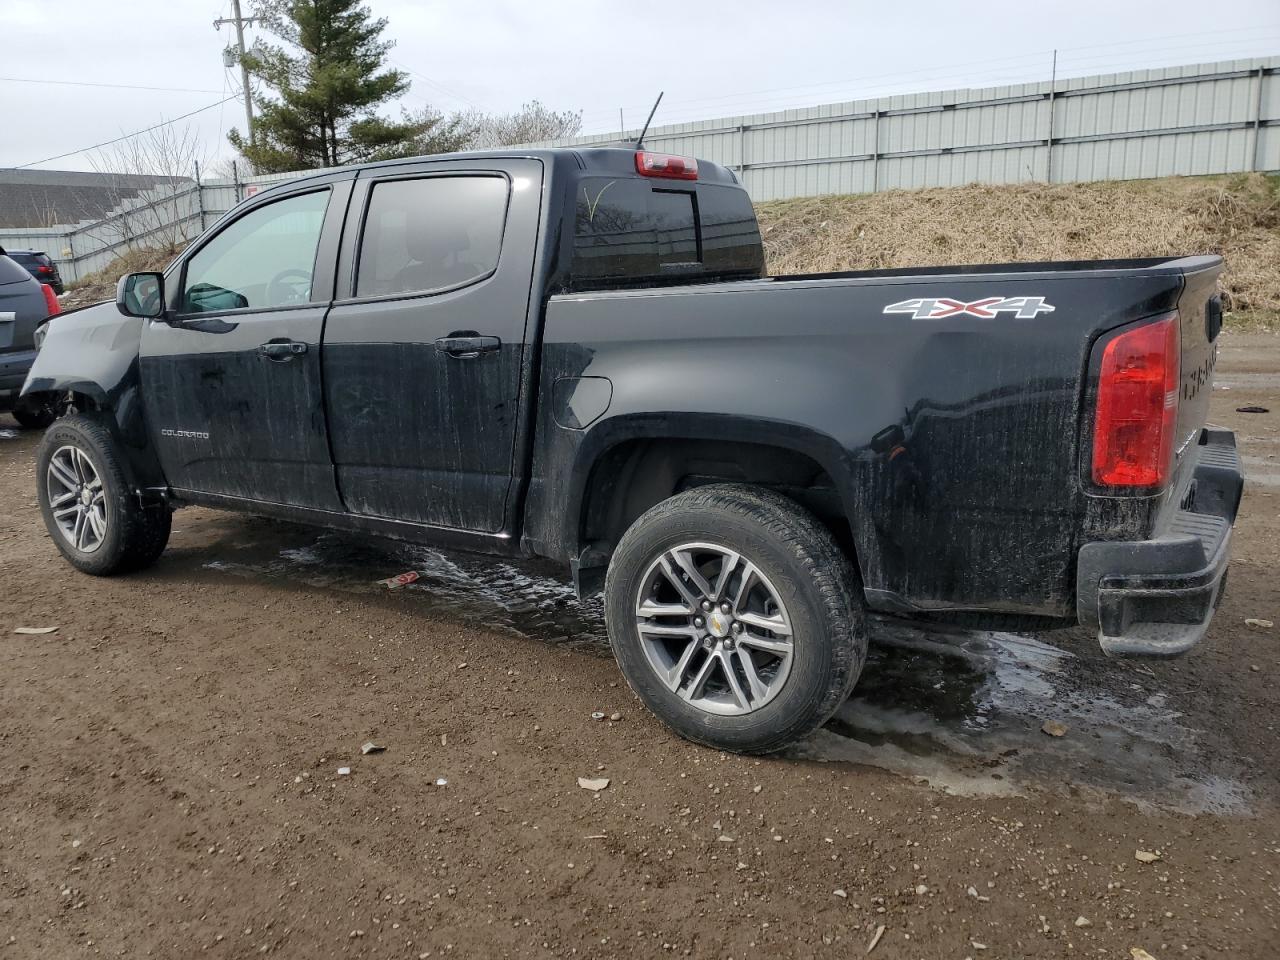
(575, 27, 1280, 122)
(1, 76, 225, 94)
(390, 58, 488, 111)
(576, 34, 1280, 130)
(1052, 23, 1280, 55)
(215, 66, 232, 160)
(575, 50, 1053, 124)
(12, 95, 240, 169)
(1055, 34, 1280, 69)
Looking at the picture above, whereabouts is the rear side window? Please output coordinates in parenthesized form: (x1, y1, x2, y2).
(356, 175, 510, 298)
(572, 177, 763, 290)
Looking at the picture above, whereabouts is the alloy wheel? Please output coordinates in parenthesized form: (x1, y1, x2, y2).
(633, 542, 794, 716)
(46, 445, 108, 553)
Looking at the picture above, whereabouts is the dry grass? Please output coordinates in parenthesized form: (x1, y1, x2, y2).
(757, 173, 1280, 329)
(63, 243, 184, 309)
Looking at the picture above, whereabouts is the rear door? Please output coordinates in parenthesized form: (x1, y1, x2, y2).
(322, 158, 543, 533)
(140, 178, 351, 509)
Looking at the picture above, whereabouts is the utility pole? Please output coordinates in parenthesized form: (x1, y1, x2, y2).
(214, 0, 261, 147)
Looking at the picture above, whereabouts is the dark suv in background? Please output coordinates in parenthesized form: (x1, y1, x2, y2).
(6, 249, 65, 295)
(0, 246, 61, 428)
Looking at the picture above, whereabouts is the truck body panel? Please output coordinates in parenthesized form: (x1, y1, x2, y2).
(527, 257, 1220, 621)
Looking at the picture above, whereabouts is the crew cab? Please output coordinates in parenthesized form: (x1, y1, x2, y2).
(22, 148, 1244, 753)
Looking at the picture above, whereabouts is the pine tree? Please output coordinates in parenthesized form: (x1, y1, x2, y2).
(229, 0, 428, 172)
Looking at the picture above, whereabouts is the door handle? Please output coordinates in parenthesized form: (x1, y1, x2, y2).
(259, 340, 308, 361)
(435, 334, 500, 359)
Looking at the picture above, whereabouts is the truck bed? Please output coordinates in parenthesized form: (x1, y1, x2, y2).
(529, 255, 1224, 623)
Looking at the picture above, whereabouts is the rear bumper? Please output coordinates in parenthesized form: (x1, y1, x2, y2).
(0, 349, 37, 410)
(1076, 428, 1244, 657)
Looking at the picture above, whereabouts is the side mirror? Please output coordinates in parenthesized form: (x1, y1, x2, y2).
(117, 272, 166, 319)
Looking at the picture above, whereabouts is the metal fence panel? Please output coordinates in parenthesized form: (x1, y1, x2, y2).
(527, 55, 1278, 192)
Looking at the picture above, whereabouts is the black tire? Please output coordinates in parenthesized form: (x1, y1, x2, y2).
(604, 483, 867, 754)
(12, 399, 57, 430)
(35, 414, 171, 576)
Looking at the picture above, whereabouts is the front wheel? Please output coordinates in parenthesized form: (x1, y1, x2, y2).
(36, 415, 171, 576)
(604, 484, 867, 754)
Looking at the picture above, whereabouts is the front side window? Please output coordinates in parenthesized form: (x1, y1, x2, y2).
(356, 175, 509, 298)
(181, 190, 330, 313)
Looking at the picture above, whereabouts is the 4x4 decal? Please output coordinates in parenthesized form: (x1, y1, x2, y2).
(883, 296, 1055, 320)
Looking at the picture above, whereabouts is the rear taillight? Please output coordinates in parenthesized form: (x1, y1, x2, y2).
(37, 264, 52, 273)
(635, 151, 698, 180)
(40, 282, 61, 317)
(1091, 313, 1179, 488)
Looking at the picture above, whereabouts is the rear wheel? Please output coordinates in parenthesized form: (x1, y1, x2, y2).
(604, 483, 866, 754)
(36, 415, 171, 575)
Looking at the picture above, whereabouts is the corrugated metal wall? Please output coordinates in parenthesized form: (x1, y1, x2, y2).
(527, 56, 1280, 201)
(0, 166, 344, 283)
(3, 57, 1276, 282)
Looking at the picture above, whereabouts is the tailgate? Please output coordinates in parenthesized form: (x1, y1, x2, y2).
(1171, 258, 1224, 474)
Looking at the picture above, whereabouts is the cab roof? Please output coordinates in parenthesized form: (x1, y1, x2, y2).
(250, 147, 742, 192)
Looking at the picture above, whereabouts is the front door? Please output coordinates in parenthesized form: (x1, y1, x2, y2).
(140, 180, 350, 510)
(322, 159, 543, 533)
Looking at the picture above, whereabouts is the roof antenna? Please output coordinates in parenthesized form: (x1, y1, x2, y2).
(635, 92, 664, 149)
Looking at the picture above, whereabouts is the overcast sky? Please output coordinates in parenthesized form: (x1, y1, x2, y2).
(3, 0, 1279, 172)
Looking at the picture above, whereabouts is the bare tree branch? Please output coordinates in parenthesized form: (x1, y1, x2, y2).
(87, 123, 209, 253)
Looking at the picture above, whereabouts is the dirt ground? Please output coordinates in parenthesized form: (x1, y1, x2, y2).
(1, 335, 1278, 960)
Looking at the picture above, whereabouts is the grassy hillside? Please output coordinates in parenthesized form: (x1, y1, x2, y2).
(70, 174, 1279, 328)
(758, 173, 1280, 329)
(63, 243, 185, 310)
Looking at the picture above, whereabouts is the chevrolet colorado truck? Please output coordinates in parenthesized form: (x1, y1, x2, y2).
(22, 148, 1244, 753)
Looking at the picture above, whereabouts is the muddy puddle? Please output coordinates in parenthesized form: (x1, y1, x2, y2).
(202, 526, 608, 651)
(193, 518, 1251, 815)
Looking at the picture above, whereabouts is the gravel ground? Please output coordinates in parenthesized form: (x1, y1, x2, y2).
(0, 334, 1277, 959)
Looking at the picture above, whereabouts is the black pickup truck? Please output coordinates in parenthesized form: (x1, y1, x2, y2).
(22, 147, 1244, 753)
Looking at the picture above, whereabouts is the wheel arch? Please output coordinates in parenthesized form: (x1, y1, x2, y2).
(601, 481, 867, 754)
(35, 411, 173, 575)
(21, 303, 167, 492)
(564, 414, 862, 596)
